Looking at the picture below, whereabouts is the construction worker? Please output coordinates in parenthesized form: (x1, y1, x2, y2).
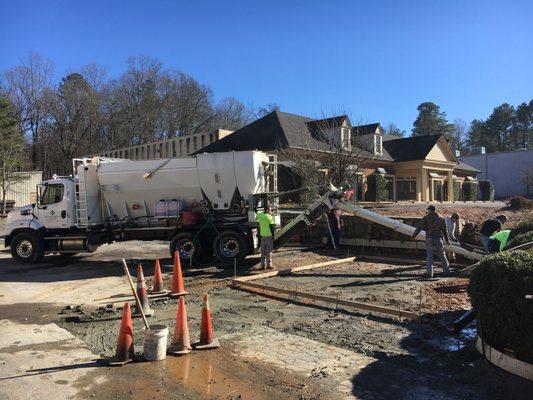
(488, 229, 511, 253)
(479, 215, 507, 251)
(445, 212, 461, 262)
(411, 205, 450, 279)
(257, 205, 275, 269)
(326, 208, 343, 249)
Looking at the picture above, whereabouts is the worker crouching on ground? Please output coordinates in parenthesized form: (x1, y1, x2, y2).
(479, 215, 507, 251)
(326, 208, 343, 249)
(411, 205, 450, 279)
(257, 205, 276, 269)
(488, 229, 511, 253)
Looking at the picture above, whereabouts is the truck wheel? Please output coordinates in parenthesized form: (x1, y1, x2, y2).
(170, 232, 202, 264)
(213, 230, 249, 264)
(10, 232, 45, 264)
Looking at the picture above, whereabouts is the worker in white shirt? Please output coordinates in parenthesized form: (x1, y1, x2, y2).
(444, 212, 461, 262)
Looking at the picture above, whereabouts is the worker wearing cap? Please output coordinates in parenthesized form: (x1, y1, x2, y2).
(257, 205, 275, 269)
(479, 215, 508, 251)
(411, 205, 450, 279)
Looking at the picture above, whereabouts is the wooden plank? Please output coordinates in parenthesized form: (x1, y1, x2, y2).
(232, 279, 419, 320)
(234, 256, 357, 283)
(360, 255, 469, 268)
(452, 309, 476, 333)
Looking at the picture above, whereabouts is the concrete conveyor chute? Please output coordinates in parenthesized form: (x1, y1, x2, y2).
(334, 200, 484, 262)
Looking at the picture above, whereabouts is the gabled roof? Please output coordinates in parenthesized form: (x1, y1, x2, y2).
(306, 115, 349, 134)
(196, 111, 365, 155)
(455, 160, 481, 173)
(382, 134, 442, 162)
(352, 123, 381, 136)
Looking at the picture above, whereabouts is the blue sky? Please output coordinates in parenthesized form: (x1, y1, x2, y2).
(1, 0, 532, 132)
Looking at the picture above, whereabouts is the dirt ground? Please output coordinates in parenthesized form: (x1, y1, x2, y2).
(2, 241, 531, 399)
(371, 201, 533, 229)
(1, 205, 532, 399)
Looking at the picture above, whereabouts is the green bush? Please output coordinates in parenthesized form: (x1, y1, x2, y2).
(453, 181, 461, 201)
(468, 250, 533, 363)
(508, 195, 531, 210)
(506, 231, 533, 250)
(462, 181, 478, 201)
(365, 173, 388, 202)
(509, 218, 533, 240)
(479, 180, 495, 201)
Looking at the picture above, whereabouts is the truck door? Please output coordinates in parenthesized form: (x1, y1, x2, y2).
(37, 182, 69, 229)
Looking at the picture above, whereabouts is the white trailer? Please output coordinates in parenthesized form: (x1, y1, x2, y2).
(4, 151, 279, 264)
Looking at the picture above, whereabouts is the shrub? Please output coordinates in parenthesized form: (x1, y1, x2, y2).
(509, 218, 533, 240)
(453, 181, 461, 201)
(462, 181, 478, 201)
(479, 180, 495, 201)
(365, 173, 388, 202)
(508, 195, 531, 210)
(506, 231, 533, 250)
(468, 250, 533, 363)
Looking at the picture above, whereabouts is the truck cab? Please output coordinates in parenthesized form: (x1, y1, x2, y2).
(4, 177, 81, 263)
(34, 178, 78, 229)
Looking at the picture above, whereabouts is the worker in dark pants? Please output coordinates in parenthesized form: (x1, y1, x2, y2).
(411, 205, 450, 279)
(479, 215, 507, 251)
(257, 205, 276, 269)
(326, 208, 343, 249)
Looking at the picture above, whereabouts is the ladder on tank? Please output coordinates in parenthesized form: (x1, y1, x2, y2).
(75, 181, 88, 228)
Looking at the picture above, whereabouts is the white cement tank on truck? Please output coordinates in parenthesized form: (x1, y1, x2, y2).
(77, 151, 269, 223)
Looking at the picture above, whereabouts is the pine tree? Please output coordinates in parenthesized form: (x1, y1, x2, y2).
(412, 102, 453, 137)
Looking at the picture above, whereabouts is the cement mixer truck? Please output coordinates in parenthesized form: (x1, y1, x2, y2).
(3, 149, 486, 265)
(3, 151, 281, 264)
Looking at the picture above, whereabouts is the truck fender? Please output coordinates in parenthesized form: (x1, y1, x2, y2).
(4, 226, 46, 247)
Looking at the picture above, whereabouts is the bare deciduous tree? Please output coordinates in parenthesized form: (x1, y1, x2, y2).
(0, 53, 54, 169)
(520, 168, 533, 196)
(0, 98, 29, 214)
(280, 112, 374, 198)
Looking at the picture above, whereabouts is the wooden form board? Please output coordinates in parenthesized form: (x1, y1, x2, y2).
(234, 256, 357, 282)
(233, 280, 419, 320)
(232, 256, 419, 320)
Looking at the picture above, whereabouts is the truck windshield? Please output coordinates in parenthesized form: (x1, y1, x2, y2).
(41, 184, 64, 205)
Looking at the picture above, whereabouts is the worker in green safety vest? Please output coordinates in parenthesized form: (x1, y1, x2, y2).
(256, 205, 276, 269)
(488, 229, 511, 253)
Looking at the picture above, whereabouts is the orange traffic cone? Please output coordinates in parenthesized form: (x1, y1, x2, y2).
(150, 259, 168, 295)
(109, 302, 134, 365)
(170, 251, 188, 297)
(135, 264, 154, 317)
(168, 297, 191, 355)
(193, 293, 220, 350)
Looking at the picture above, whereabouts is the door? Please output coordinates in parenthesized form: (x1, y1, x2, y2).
(37, 182, 69, 229)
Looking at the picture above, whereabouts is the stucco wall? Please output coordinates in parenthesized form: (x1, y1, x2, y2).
(459, 150, 533, 198)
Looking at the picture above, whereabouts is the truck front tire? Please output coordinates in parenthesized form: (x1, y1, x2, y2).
(10, 232, 45, 264)
(213, 230, 249, 264)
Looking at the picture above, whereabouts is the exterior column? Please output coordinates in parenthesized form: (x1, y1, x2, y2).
(421, 169, 428, 202)
(447, 170, 454, 202)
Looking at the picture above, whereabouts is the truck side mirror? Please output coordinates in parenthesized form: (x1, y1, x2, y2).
(36, 184, 42, 207)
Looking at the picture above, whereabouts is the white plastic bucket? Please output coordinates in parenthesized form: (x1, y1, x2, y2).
(142, 325, 168, 361)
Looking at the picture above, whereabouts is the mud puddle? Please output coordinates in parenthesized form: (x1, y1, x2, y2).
(77, 347, 332, 400)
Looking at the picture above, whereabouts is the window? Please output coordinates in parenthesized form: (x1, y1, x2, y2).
(341, 127, 351, 149)
(396, 178, 416, 200)
(41, 184, 64, 205)
(374, 135, 382, 155)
